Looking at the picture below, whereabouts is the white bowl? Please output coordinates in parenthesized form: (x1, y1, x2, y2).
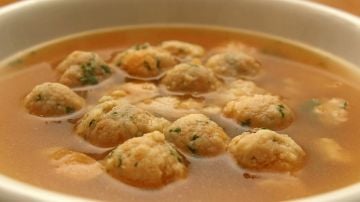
(0, 0, 359, 201)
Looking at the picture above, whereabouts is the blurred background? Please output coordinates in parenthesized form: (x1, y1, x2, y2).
(0, 0, 359, 16)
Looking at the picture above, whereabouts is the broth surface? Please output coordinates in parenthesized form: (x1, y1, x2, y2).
(0, 26, 359, 202)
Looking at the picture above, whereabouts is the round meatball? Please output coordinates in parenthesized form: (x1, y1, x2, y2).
(75, 100, 120, 142)
(24, 82, 85, 117)
(75, 102, 170, 147)
(161, 63, 220, 93)
(112, 43, 177, 78)
(55, 51, 113, 87)
(313, 98, 348, 125)
(223, 94, 294, 130)
(104, 131, 188, 188)
(165, 114, 229, 156)
(228, 129, 305, 171)
(98, 82, 159, 104)
(160, 40, 204, 59)
(213, 79, 267, 106)
(206, 52, 261, 78)
(47, 148, 104, 180)
(137, 96, 204, 121)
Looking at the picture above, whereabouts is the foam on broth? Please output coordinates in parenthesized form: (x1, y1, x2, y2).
(0, 26, 359, 202)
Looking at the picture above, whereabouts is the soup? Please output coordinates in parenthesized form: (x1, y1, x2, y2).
(0, 26, 359, 202)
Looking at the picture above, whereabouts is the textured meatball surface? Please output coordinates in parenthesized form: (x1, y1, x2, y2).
(228, 129, 305, 171)
(161, 63, 220, 93)
(55, 51, 113, 87)
(24, 82, 85, 117)
(165, 114, 229, 156)
(75, 102, 170, 147)
(104, 131, 188, 188)
(223, 94, 294, 130)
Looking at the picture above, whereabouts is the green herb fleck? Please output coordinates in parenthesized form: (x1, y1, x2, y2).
(80, 62, 99, 85)
(241, 119, 251, 127)
(169, 127, 181, 133)
(169, 148, 183, 163)
(277, 104, 286, 118)
(342, 101, 348, 109)
(187, 145, 197, 154)
(35, 94, 42, 101)
(89, 119, 96, 127)
(65, 106, 75, 114)
(191, 135, 200, 141)
(133, 43, 149, 50)
(101, 65, 111, 74)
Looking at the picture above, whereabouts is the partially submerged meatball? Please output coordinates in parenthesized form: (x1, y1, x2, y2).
(228, 129, 305, 171)
(211, 79, 267, 106)
(223, 94, 294, 130)
(75, 103, 170, 147)
(104, 131, 188, 188)
(313, 138, 351, 163)
(160, 40, 205, 60)
(161, 63, 220, 93)
(112, 43, 177, 78)
(313, 98, 349, 125)
(206, 52, 261, 78)
(165, 114, 229, 156)
(24, 82, 85, 117)
(137, 96, 205, 121)
(98, 82, 159, 103)
(47, 148, 104, 180)
(55, 51, 113, 87)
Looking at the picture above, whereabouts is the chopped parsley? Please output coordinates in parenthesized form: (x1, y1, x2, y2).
(133, 43, 150, 50)
(342, 101, 348, 109)
(35, 94, 42, 101)
(169, 148, 183, 163)
(101, 65, 112, 74)
(191, 134, 200, 141)
(169, 127, 181, 133)
(89, 119, 96, 127)
(80, 62, 99, 85)
(277, 104, 286, 118)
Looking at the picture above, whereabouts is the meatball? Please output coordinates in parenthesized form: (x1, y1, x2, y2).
(213, 79, 267, 106)
(223, 94, 294, 130)
(104, 131, 188, 188)
(313, 138, 351, 163)
(160, 40, 205, 60)
(161, 63, 220, 93)
(206, 52, 261, 78)
(24, 82, 85, 117)
(75, 103, 170, 147)
(165, 114, 229, 156)
(112, 43, 177, 78)
(55, 51, 113, 87)
(137, 96, 204, 121)
(227, 129, 305, 171)
(47, 148, 104, 180)
(313, 98, 348, 125)
(98, 82, 159, 103)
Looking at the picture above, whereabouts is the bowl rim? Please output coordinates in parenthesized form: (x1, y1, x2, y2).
(0, 0, 359, 201)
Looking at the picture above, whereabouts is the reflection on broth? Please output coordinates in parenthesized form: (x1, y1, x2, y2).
(0, 26, 359, 202)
